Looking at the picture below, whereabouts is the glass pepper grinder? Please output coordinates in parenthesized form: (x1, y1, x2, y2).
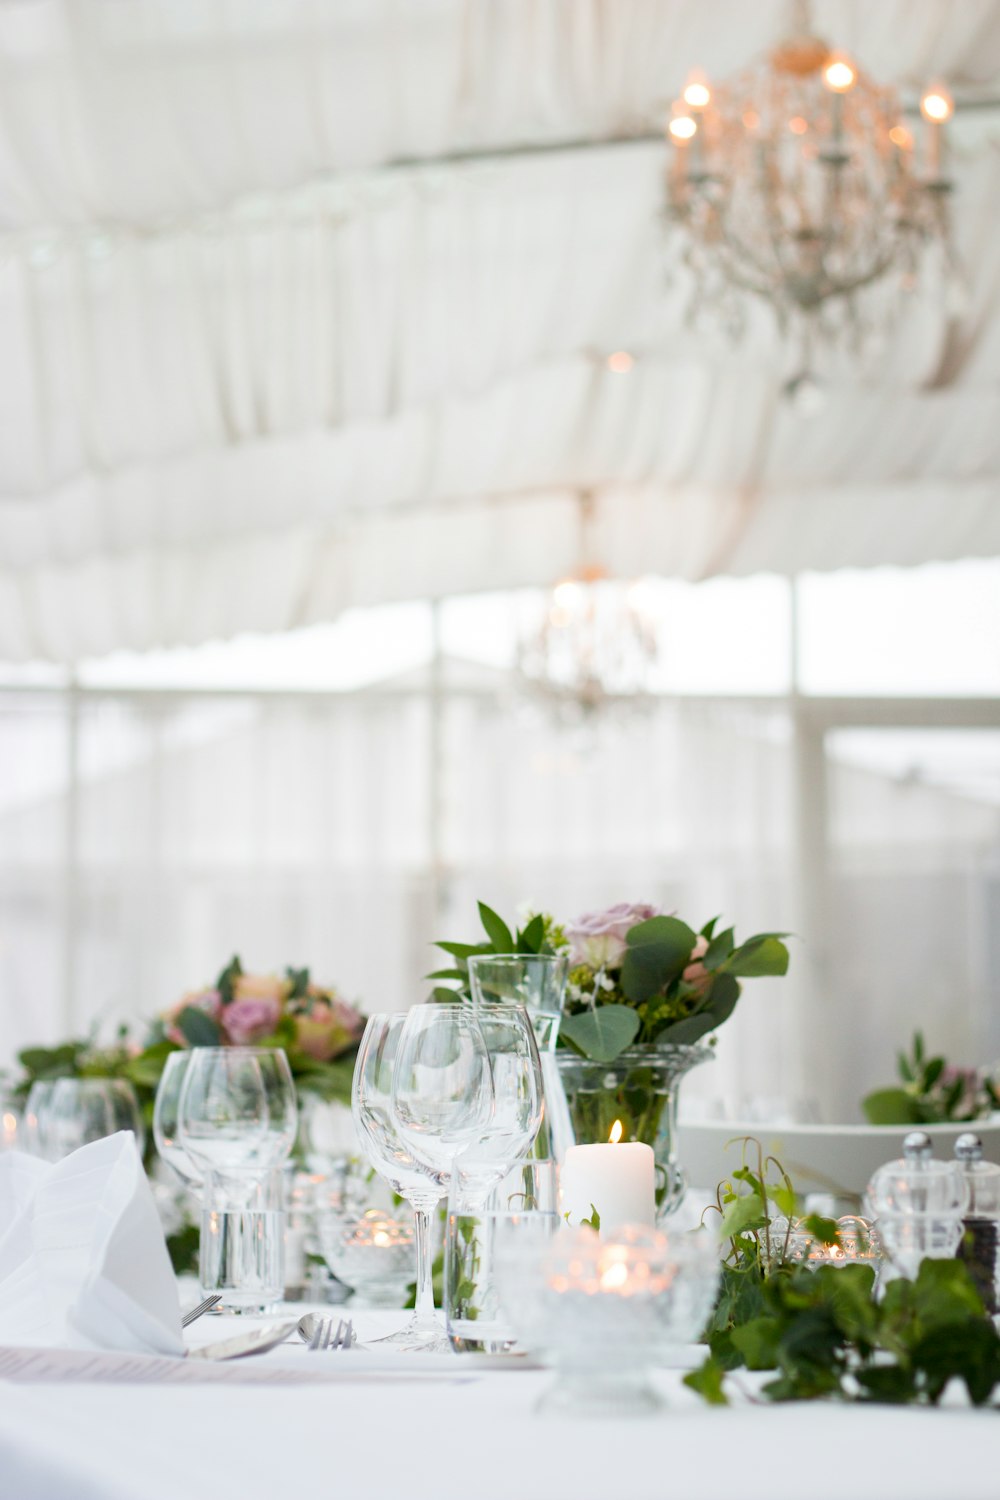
(865, 1131, 968, 1281)
(954, 1134, 1000, 1316)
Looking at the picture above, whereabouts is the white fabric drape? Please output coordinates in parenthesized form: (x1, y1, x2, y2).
(0, 4, 998, 661)
(2, 687, 997, 1120)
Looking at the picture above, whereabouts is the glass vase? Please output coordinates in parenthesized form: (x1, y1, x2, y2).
(550, 1044, 713, 1220)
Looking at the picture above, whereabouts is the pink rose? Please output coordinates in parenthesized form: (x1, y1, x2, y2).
(221, 995, 282, 1045)
(232, 973, 286, 1005)
(294, 995, 365, 1061)
(565, 903, 661, 970)
(682, 934, 712, 994)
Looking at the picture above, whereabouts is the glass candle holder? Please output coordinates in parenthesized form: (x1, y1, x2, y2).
(497, 1223, 720, 1415)
(319, 1208, 415, 1306)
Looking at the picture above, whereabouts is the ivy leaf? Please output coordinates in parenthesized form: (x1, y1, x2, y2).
(559, 1006, 640, 1063)
(478, 902, 514, 953)
(719, 1193, 769, 1240)
(175, 1006, 222, 1047)
(683, 1357, 729, 1406)
(620, 916, 697, 1003)
(731, 1315, 782, 1370)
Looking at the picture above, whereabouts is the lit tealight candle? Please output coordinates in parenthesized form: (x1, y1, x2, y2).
(560, 1120, 656, 1232)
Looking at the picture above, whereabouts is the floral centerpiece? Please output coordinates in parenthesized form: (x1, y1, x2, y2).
(433, 901, 789, 1217)
(862, 1031, 1000, 1126)
(155, 955, 366, 1103)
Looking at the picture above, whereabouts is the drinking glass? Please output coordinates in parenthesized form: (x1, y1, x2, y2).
(351, 1013, 450, 1351)
(22, 1081, 58, 1159)
(200, 1168, 285, 1314)
(153, 1051, 203, 1186)
(46, 1078, 145, 1159)
(391, 1004, 493, 1179)
(445, 1159, 559, 1354)
(468, 953, 567, 1156)
(452, 1002, 544, 1206)
(177, 1047, 297, 1178)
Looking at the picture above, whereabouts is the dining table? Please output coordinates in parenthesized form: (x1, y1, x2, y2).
(0, 1302, 995, 1500)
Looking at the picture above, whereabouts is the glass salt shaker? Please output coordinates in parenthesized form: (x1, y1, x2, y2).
(954, 1134, 1000, 1315)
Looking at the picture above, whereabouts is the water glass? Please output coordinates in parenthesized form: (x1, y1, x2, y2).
(22, 1081, 58, 1159)
(445, 1160, 559, 1354)
(46, 1078, 145, 1159)
(200, 1168, 285, 1314)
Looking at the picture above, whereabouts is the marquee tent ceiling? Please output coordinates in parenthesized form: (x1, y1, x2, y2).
(0, 0, 999, 662)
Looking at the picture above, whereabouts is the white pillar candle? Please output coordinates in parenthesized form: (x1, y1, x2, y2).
(560, 1131, 656, 1232)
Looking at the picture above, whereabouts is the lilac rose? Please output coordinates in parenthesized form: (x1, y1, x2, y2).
(565, 902, 661, 970)
(221, 995, 282, 1045)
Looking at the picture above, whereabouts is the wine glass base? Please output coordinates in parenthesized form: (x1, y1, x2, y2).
(369, 1316, 454, 1354)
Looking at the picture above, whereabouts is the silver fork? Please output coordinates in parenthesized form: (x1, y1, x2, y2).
(181, 1293, 222, 1328)
(307, 1317, 354, 1351)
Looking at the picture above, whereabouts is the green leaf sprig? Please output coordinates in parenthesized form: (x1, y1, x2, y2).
(863, 1030, 1000, 1126)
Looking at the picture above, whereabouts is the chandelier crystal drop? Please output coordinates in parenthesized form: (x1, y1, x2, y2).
(664, 0, 956, 390)
(515, 493, 662, 720)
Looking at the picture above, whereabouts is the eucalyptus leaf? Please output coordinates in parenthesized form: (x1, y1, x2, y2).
(175, 1006, 222, 1047)
(725, 935, 789, 979)
(620, 916, 697, 1002)
(559, 1005, 640, 1063)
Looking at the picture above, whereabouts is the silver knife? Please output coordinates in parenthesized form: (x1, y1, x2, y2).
(187, 1321, 299, 1361)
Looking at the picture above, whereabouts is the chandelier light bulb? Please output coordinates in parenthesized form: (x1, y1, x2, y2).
(606, 350, 635, 374)
(682, 73, 712, 110)
(889, 124, 914, 151)
(668, 114, 697, 143)
(822, 54, 857, 94)
(920, 86, 953, 123)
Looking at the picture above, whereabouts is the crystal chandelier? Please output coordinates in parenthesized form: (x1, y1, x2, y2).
(664, 0, 956, 392)
(515, 492, 662, 719)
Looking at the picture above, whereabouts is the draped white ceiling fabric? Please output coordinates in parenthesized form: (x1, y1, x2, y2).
(0, 0, 999, 661)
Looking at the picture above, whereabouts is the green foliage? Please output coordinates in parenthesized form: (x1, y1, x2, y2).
(429, 902, 560, 1002)
(559, 1006, 640, 1063)
(686, 1257, 1000, 1409)
(862, 1031, 1000, 1125)
(580, 1205, 601, 1232)
(434, 901, 790, 1064)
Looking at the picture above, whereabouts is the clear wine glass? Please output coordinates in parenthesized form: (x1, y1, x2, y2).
(453, 1002, 544, 1206)
(177, 1047, 297, 1178)
(46, 1078, 145, 1159)
(153, 1051, 203, 1186)
(391, 1005, 494, 1180)
(351, 1014, 451, 1351)
(23, 1080, 58, 1159)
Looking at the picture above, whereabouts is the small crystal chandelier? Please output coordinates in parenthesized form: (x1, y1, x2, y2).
(515, 492, 662, 719)
(664, 0, 956, 394)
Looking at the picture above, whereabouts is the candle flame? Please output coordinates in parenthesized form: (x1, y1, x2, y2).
(600, 1261, 629, 1291)
(609, 1119, 623, 1144)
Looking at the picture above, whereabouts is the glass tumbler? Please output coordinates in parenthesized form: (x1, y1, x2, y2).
(200, 1169, 285, 1314)
(445, 1160, 559, 1354)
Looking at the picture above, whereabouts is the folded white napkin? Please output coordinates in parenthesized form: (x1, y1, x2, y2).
(0, 1132, 183, 1355)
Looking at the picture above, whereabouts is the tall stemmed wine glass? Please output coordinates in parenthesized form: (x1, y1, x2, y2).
(391, 1005, 494, 1182)
(452, 1002, 544, 1207)
(352, 1014, 453, 1352)
(153, 1051, 203, 1187)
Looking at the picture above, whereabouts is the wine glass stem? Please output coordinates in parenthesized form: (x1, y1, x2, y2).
(412, 1206, 437, 1326)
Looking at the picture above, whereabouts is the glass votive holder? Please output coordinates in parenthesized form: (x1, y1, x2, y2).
(200, 1169, 285, 1314)
(777, 1214, 881, 1268)
(319, 1208, 414, 1306)
(498, 1222, 720, 1415)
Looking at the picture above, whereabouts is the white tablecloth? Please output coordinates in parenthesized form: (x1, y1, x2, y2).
(0, 1308, 993, 1500)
